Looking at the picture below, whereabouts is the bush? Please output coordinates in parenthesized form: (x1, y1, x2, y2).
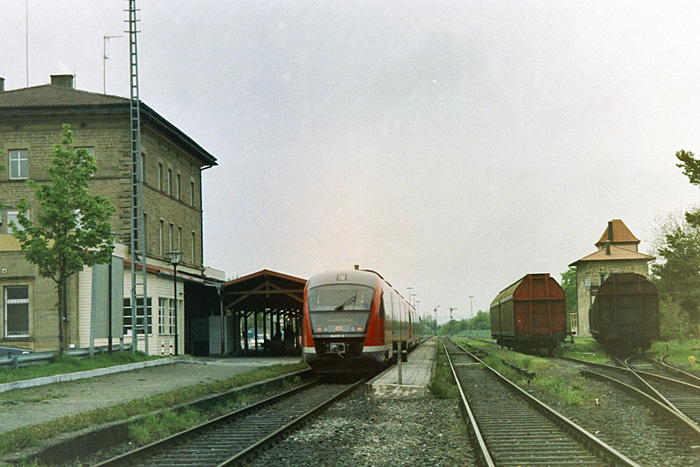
(660, 298, 696, 340)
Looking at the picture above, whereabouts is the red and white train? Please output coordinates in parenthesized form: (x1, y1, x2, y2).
(302, 268, 419, 373)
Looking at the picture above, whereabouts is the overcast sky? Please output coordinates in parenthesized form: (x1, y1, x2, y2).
(2, 1, 699, 322)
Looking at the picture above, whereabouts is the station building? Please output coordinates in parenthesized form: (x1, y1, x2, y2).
(0, 75, 225, 355)
(569, 219, 653, 337)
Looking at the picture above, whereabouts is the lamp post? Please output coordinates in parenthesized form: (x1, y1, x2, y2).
(166, 250, 182, 355)
(469, 296, 474, 319)
(215, 282, 225, 356)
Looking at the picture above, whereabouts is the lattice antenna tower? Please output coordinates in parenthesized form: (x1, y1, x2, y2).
(126, 0, 148, 353)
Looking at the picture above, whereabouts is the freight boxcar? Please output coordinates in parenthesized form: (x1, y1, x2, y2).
(589, 273, 659, 352)
(490, 273, 567, 351)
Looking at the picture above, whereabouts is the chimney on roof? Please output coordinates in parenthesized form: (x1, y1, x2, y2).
(51, 74, 74, 89)
(607, 221, 614, 242)
(0, 77, 4, 92)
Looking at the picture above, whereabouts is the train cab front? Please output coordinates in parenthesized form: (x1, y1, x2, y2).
(302, 272, 384, 374)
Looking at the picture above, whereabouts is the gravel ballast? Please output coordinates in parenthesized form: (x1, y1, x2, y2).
(249, 389, 475, 467)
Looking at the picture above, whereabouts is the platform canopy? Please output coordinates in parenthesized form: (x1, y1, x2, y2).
(222, 269, 307, 312)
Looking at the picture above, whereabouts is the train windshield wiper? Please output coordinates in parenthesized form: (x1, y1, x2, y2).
(335, 294, 356, 311)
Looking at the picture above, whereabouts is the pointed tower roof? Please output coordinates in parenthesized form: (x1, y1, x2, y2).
(595, 219, 640, 250)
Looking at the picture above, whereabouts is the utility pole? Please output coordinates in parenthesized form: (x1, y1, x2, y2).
(434, 305, 440, 335)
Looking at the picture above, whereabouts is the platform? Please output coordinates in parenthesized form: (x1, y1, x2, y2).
(366, 337, 437, 398)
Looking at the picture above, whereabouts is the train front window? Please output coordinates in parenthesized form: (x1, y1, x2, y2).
(307, 284, 374, 334)
(307, 284, 374, 312)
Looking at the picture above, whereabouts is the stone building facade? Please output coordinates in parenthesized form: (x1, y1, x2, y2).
(569, 219, 653, 337)
(0, 75, 222, 354)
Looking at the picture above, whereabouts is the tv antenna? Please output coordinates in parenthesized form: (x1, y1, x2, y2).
(103, 34, 122, 94)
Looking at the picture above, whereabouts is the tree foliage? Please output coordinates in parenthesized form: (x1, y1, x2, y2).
(676, 149, 700, 188)
(12, 124, 116, 351)
(438, 310, 490, 336)
(560, 267, 577, 312)
(659, 298, 695, 340)
(650, 220, 700, 324)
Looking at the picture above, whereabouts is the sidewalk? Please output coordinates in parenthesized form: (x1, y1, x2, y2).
(0, 355, 302, 434)
(367, 337, 437, 398)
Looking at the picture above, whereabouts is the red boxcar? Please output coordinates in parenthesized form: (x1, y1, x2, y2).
(490, 273, 567, 351)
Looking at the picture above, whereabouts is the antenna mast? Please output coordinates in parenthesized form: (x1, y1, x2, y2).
(25, 0, 29, 86)
(103, 34, 122, 94)
(126, 0, 148, 353)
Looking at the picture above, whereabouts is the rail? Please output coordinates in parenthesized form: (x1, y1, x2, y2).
(94, 378, 365, 466)
(445, 337, 640, 467)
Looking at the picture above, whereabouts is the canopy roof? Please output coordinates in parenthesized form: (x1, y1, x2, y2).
(222, 269, 307, 311)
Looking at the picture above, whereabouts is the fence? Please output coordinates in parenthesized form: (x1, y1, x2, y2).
(0, 343, 133, 370)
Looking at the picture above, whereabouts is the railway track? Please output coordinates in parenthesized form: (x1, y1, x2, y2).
(557, 354, 700, 453)
(442, 338, 638, 467)
(622, 355, 700, 431)
(94, 379, 364, 467)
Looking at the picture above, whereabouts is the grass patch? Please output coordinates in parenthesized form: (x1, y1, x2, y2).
(530, 375, 591, 405)
(559, 338, 611, 364)
(129, 408, 205, 445)
(430, 341, 459, 399)
(649, 339, 700, 370)
(0, 351, 161, 385)
(453, 337, 595, 406)
(0, 361, 308, 456)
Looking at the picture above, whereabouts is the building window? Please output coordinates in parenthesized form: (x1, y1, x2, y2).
(169, 223, 174, 252)
(570, 312, 578, 335)
(143, 212, 149, 253)
(178, 226, 182, 253)
(167, 168, 173, 196)
(123, 297, 152, 336)
(9, 149, 28, 180)
(74, 147, 95, 176)
(4, 285, 30, 338)
(191, 231, 196, 264)
(159, 220, 165, 255)
(158, 298, 176, 335)
(158, 163, 164, 191)
(75, 146, 94, 159)
(6, 211, 24, 232)
(176, 174, 182, 200)
(190, 181, 195, 206)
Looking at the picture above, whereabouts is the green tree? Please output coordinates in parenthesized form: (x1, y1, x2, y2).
(659, 298, 694, 340)
(12, 124, 116, 352)
(468, 310, 490, 330)
(676, 150, 700, 228)
(560, 267, 577, 312)
(650, 223, 700, 324)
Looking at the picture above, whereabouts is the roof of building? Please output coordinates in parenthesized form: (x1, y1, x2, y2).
(223, 269, 307, 311)
(0, 83, 217, 167)
(0, 84, 127, 108)
(596, 219, 640, 246)
(569, 244, 653, 266)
